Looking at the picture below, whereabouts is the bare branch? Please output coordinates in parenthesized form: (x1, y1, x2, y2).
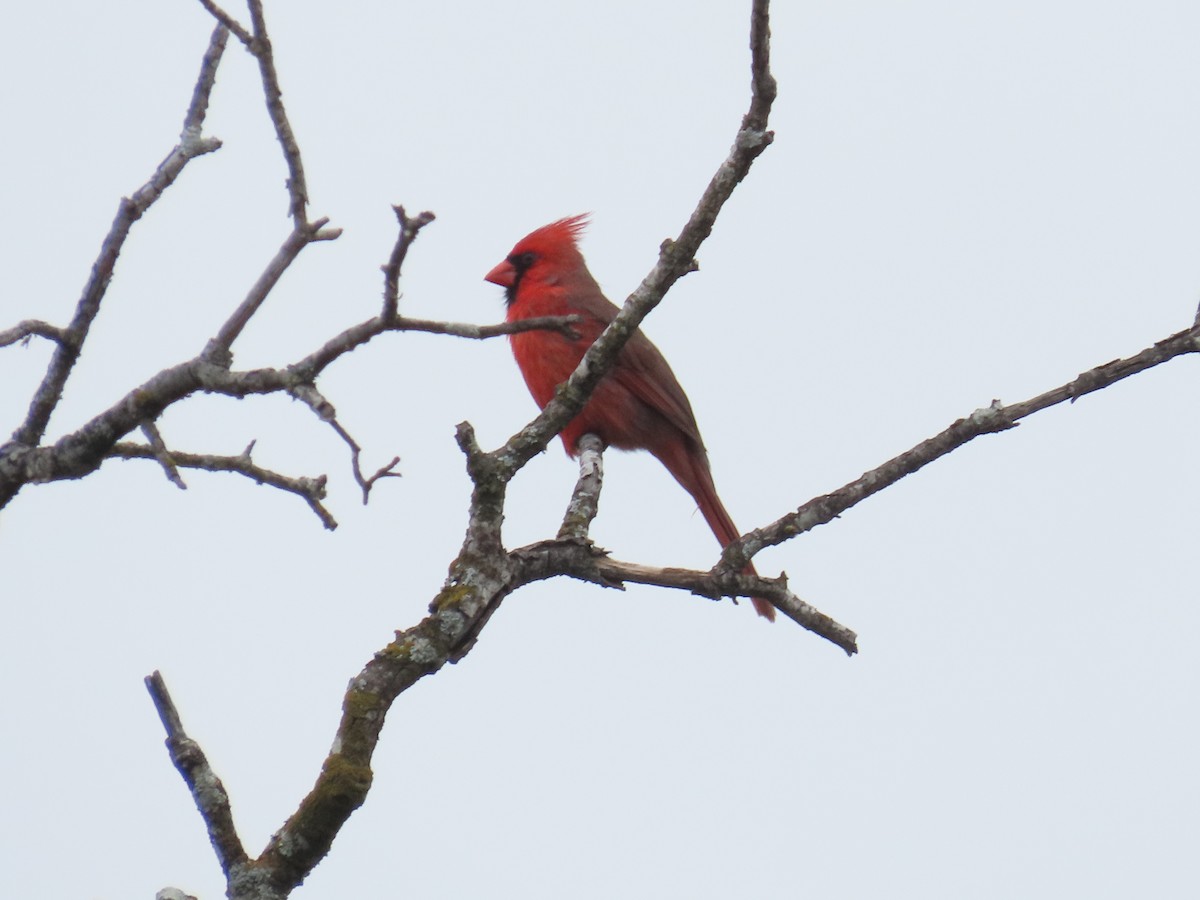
(111, 440, 336, 529)
(286, 381, 402, 504)
(288, 312, 582, 383)
(215, 440, 855, 897)
(558, 433, 604, 541)
(744, 0, 778, 132)
(184, 25, 230, 142)
(248, 576, 516, 892)
(140, 422, 187, 489)
(631, 561, 856, 655)
(145, 671, 248, 877)
(401, 314, 584, 341)
(286, 381, 336, 422)
(190, 4, 342, 363)
(0, 304, 584, 511)
(0, 320, 67, 348)
(508, 539, 858, 655)
(7, 27, 226, 451)
(381, 207, 436, 319)
(195, 0, 252, 47)
(205, 218, 337, 361)
(737, 323, 1200, 562)
(328, 419, 402, 505)
(247, 0, 313, 228)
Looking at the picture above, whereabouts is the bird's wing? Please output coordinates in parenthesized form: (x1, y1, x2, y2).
(573, 287, 705, 448)
(613, 331, 706, 449)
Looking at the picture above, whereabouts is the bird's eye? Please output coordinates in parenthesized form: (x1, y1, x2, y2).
(509, 251, 537, 271)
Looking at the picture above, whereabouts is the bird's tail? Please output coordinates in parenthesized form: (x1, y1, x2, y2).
(655, 439, 776, 622)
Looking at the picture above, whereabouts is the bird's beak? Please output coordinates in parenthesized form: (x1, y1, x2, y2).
(485, 260, 515, 287)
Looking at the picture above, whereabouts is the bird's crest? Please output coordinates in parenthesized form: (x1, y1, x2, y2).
(520, 213, 590, 253)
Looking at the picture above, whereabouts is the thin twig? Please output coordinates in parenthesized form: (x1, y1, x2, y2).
(286, 382, 402, 504)
(183, 25, 230, 140)
(0, 320, 68, 348)
(381, 207, 436, 319)
(399, 314, 583, 341)
(205, 219, 335, 361)
(290, 312, 582, 382)
(140, 422, 187, 489)
(111, 440, 336, 529)
(247, 0, 311, 227)
(329, 420, 402, 505)
(195, 0, 253, 46)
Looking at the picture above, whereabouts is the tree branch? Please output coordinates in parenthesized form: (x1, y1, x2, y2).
(194, 3, 341, 367)
(732, 322, 1200, 565)
(507, 540, 858, 655)
(140, 422, 187, 489)
(287, 311, 583, 381)
(328, 420, 402, 505)
(0, 305, 588, 512)
(3, 16, 556, 514)
(145, 671, 248, 878)
(6, 26, 226, 451)
(0, 320, 68, 348)
(565, 441, 857, 652)
(285, 381, 401, 505)
(247, 0, 313, 228)
(557, 433, 605, 541)
(185, 24, 231, 136)
(195, 0, 253, 47)
(205, 219, 337, 361)
(110, 439, 336, 529)
(381, 206, 436, 319)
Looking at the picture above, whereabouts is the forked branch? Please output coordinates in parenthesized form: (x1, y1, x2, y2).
(0, 20, 575, 517)
(157, 5, 788, 896)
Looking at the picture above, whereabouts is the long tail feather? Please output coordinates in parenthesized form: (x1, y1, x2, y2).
(654, 439, 776, 621)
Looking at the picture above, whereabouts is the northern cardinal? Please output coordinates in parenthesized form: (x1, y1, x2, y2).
(485, 215, 775, 621)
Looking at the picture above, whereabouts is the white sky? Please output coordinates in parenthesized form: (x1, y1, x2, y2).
(3, 2, 1199, 898)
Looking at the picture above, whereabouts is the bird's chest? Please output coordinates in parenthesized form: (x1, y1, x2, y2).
(510, 329, 588, 405)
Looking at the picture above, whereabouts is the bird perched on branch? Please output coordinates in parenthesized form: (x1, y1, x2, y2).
(485, 215, 774, 620)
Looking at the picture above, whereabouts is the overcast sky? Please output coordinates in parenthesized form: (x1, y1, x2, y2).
(3, 2, 1199, 898)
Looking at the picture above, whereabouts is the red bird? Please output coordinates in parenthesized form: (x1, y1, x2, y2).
(485, 215, 775, 621)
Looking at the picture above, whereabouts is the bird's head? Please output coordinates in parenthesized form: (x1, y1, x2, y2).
(485, 214, 591, 306)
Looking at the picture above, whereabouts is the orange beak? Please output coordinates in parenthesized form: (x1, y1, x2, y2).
(485, 259, 515, 287)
